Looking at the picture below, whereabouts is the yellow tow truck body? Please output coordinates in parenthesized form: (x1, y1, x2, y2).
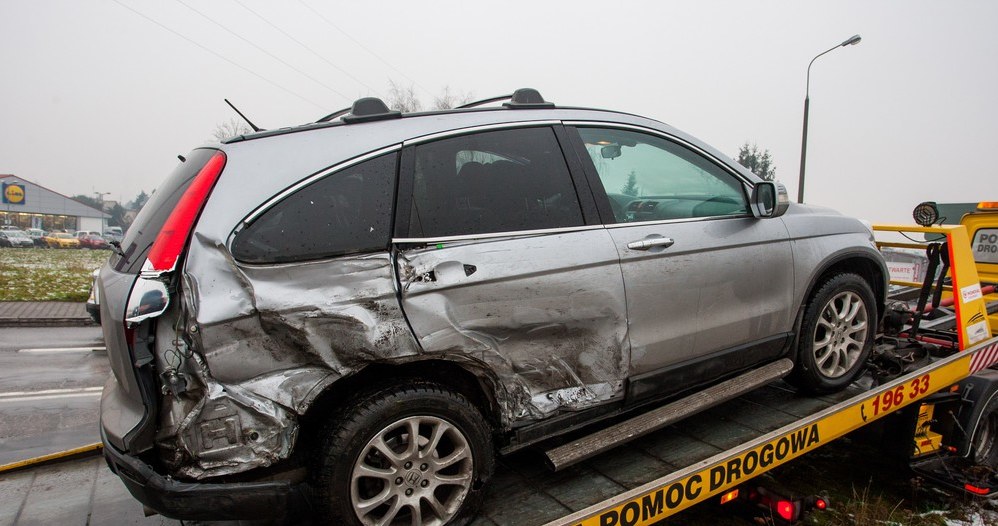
(960, 202, 998, 332)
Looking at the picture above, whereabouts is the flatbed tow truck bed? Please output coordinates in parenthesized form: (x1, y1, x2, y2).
(476, 379, 863, 525)
(476, 336, 998, 526)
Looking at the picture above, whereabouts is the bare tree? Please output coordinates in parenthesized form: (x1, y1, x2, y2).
(432, 86, 474, 110)
(212, 118, 253, 142)
(386, 80, 422, 113)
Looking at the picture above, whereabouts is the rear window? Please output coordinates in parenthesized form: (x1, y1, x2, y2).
(231, 153, 397, 264)
(112, 149, 219, 273)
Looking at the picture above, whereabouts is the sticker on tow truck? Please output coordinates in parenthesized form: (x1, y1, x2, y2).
(973, 229, 998, 264)
(967, 320, 990, 346)
(961, 283, 984, 304)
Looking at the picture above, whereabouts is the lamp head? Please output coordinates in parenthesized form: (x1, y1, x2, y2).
(913, 201, 939, 226)
(841, 34, 862, 47)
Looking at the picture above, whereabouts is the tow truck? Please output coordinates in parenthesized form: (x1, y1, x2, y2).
(5, 203, 998, 525)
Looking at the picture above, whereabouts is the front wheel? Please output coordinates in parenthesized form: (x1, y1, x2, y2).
(788, 273, 877, 394)
(312, 383, 494, 526)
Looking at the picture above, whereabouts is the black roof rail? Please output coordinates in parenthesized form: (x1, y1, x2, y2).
(341, 97, 402, 124)
(455, 93, 514, 109)
(315, 106, 351, 123)
(456, 88, 554, 110)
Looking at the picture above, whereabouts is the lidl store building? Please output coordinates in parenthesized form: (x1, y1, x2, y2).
(1, 175, 108, 232)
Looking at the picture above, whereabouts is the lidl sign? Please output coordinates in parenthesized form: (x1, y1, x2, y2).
(2, 183, 26, 205)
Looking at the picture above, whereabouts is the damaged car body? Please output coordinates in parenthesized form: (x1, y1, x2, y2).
(98, 89, 887, 524)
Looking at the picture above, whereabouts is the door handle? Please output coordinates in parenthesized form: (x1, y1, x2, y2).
(626, 237, 675, 251)
(418, 261, 478, 283)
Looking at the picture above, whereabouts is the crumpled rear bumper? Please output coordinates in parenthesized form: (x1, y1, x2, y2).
(101, 428, 310, 521)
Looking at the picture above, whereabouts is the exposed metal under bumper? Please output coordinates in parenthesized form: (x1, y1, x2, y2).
(545, 358, 795, 471)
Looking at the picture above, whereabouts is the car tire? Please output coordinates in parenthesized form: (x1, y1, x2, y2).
(311, 383, 494, 526)
(969, 395, 998, 467)
(788, 272, 877, 394)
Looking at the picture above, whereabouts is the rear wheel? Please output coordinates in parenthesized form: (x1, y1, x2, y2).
(788, 273, 876, 394)
(312, 383, 494, 526)
(970, 396, 998, 467)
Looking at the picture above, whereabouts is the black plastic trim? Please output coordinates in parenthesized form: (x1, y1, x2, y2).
(102, 430, 310, 521)
(563, 125, 620, 225)
(393, 146, 416, 239)
(553, 125, 601, 226)
(503, 88, 555, 109)
(342, 97, 402, 124)
(801, 250, 890, 319)
(626, 333, 792, 404)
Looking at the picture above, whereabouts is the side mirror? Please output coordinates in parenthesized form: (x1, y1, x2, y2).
(750, 181, 790, 218)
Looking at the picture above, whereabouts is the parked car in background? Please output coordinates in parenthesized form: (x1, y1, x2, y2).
(25, 228, 48, 247)
(0, 230, 34, 248)
(43, 232, 80, 248)
(96, 89, 887, 524)
(80, 234, 110, 250)
(76, 230, 103, 240)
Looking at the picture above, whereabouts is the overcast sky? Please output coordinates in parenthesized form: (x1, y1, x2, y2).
(2, 1, 995, 223)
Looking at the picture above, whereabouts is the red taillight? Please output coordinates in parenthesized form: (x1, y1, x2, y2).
(965, 483, 991, 495)
(815, 497, 828, 510)
(776, 500, 795, 521)
(147, 151, 226, 272)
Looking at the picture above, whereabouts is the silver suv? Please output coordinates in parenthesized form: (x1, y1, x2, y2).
(98, 89, 886, 524)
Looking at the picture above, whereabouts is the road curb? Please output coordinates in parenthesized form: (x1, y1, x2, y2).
(0, 318, 96, 328)
(0, 443, 103, 474)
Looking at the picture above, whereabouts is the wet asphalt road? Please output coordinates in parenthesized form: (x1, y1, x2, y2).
(0, 326, 260, 525)
(0, 326, 108, 465)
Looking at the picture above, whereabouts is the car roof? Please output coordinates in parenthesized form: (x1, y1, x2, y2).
(192, 89, 760, 245)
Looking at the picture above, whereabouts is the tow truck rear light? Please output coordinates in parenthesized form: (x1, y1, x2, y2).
(719, 488, 739, 504)
(146, 151, 226, 273)
(776, 500, 796, 521)
(965, 483, 991, 495)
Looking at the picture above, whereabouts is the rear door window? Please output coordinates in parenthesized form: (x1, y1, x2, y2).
(406, 127, 584, 238)
(231, 153, 397, 264)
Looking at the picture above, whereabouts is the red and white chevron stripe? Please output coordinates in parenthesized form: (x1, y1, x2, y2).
(970, 342, 998, 374)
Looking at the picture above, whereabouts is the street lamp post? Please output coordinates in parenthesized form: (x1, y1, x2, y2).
(797, 34, 862, 204)
(94, 191, 110, 232)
